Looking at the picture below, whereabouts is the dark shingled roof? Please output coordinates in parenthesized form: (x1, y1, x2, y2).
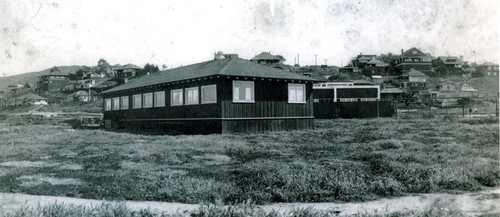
(102, 58, 316, 94)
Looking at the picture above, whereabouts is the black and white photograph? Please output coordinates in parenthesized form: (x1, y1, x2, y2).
(0, 0, 498, 216)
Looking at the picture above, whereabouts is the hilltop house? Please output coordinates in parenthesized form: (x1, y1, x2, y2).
(250, 52, 283, 66)
(398, 69, 427, 93)
(391, 48, 433, 75)
(363, 58, 389, 76)
(100, 55, 316, 134)
(434, 56, 464, 76)
(37, 73, 69, 93)
(353, 54, 376, 69)
(114, 64, 142, 79)
(475, 62, 499, 77)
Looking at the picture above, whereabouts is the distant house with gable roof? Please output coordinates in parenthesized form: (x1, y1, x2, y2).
(429, 81, 478, 107)
(363, 57, 389, 76)
(434, 56, 464, 76)
(391, 48, 433, 75)
(475, 62, 499, 77)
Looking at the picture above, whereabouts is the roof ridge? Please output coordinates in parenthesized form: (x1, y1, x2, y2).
(219, 58, 235, 75)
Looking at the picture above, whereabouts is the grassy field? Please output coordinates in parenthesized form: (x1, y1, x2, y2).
(0, 115, 498, 206)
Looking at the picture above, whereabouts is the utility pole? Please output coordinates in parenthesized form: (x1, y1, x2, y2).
(314, 55, 318, 66)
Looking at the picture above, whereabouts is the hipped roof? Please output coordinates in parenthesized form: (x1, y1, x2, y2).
(102, 58, 316, 94)
(251, 52, 281, 61)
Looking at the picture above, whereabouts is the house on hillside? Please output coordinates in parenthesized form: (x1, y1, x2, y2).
(391, 48, 433, 75)
(434, 56, 464, 76)
(353, 54, 376, 69)
(380, 87, 404, 101)
(13, 93, 48, 106)
(250, 52, 283, 66)
(114, 64, 142, 79)
(430, 81, 478, 107)
(65, 90, 92, 102)
(100, 55, 316, 134)
(397, 69, 427, 93)
(475, 62, 499, 77)
(37, 73, 69, 93)
(338, 66, 359, 74)
(363, 58, 389, 76)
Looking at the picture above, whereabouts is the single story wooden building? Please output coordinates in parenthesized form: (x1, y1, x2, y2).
(100, 56, 316, 134)
(313, 82, 394, 118)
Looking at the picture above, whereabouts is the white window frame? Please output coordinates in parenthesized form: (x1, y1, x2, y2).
(233, 80, 254, 103)
(154, 91, 165, 107)
(104, 98, 112, 111)
(120, 96, 129, 110)
(143, 93, 153, 108)
(185, 87, 199, 105)
(201, 85, 217, 104)
(171, 89, 183, 106)
(133, 94, 142, 109)
(112, 97, 120, 110)
(288, 83, 306, 104)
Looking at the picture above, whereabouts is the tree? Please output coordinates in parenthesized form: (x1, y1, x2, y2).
(376, 53, 397, 64)
(275, 55, 286, 63)
(75, 69, 85, 79)
(137, 63, 160, 77)
(97, 58, 111, 75)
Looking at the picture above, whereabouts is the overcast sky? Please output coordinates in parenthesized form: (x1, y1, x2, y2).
(1, 0, 498, 76)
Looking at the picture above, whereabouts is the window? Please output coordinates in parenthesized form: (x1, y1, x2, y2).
(288, 83, 306, 103)
(171, 89, 183, 106)
(120, 96, 129, 110)
(143, 93, 153, 108)
(201, 84, 217, 104)
(112, 97, 120, 110)
(154, 91, 165, 107)
(104, 98, 111, 111)
(133, 94, 142, 109)
(185, 87, 199, 105)
(233, 81, 254, 103)
(201, 85, 217, 104)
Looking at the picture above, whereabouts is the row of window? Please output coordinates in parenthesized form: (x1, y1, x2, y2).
(105, 81, 306, 111)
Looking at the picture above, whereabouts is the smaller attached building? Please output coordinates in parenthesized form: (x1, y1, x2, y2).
(101, 57, 316, 134)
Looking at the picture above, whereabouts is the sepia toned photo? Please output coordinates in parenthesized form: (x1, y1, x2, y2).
(0, 0, 498, 216)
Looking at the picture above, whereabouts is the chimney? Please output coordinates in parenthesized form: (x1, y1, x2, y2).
(401, 49, 404, 55)
(214, 51, 225, 60)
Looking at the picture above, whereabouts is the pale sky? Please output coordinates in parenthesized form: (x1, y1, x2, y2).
(1, 0, 499, 76)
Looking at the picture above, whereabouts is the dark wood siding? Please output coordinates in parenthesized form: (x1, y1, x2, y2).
(220, 79, 313, 118)
(220, 78, 314, 133)
(103, 79, 224, 132)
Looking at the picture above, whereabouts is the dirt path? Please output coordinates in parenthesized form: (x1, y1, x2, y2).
(0, 189, 498, 216)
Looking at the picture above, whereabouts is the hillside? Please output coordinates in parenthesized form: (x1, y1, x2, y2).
(0, 66, 84, 92)
(467, 77, 499, 99)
